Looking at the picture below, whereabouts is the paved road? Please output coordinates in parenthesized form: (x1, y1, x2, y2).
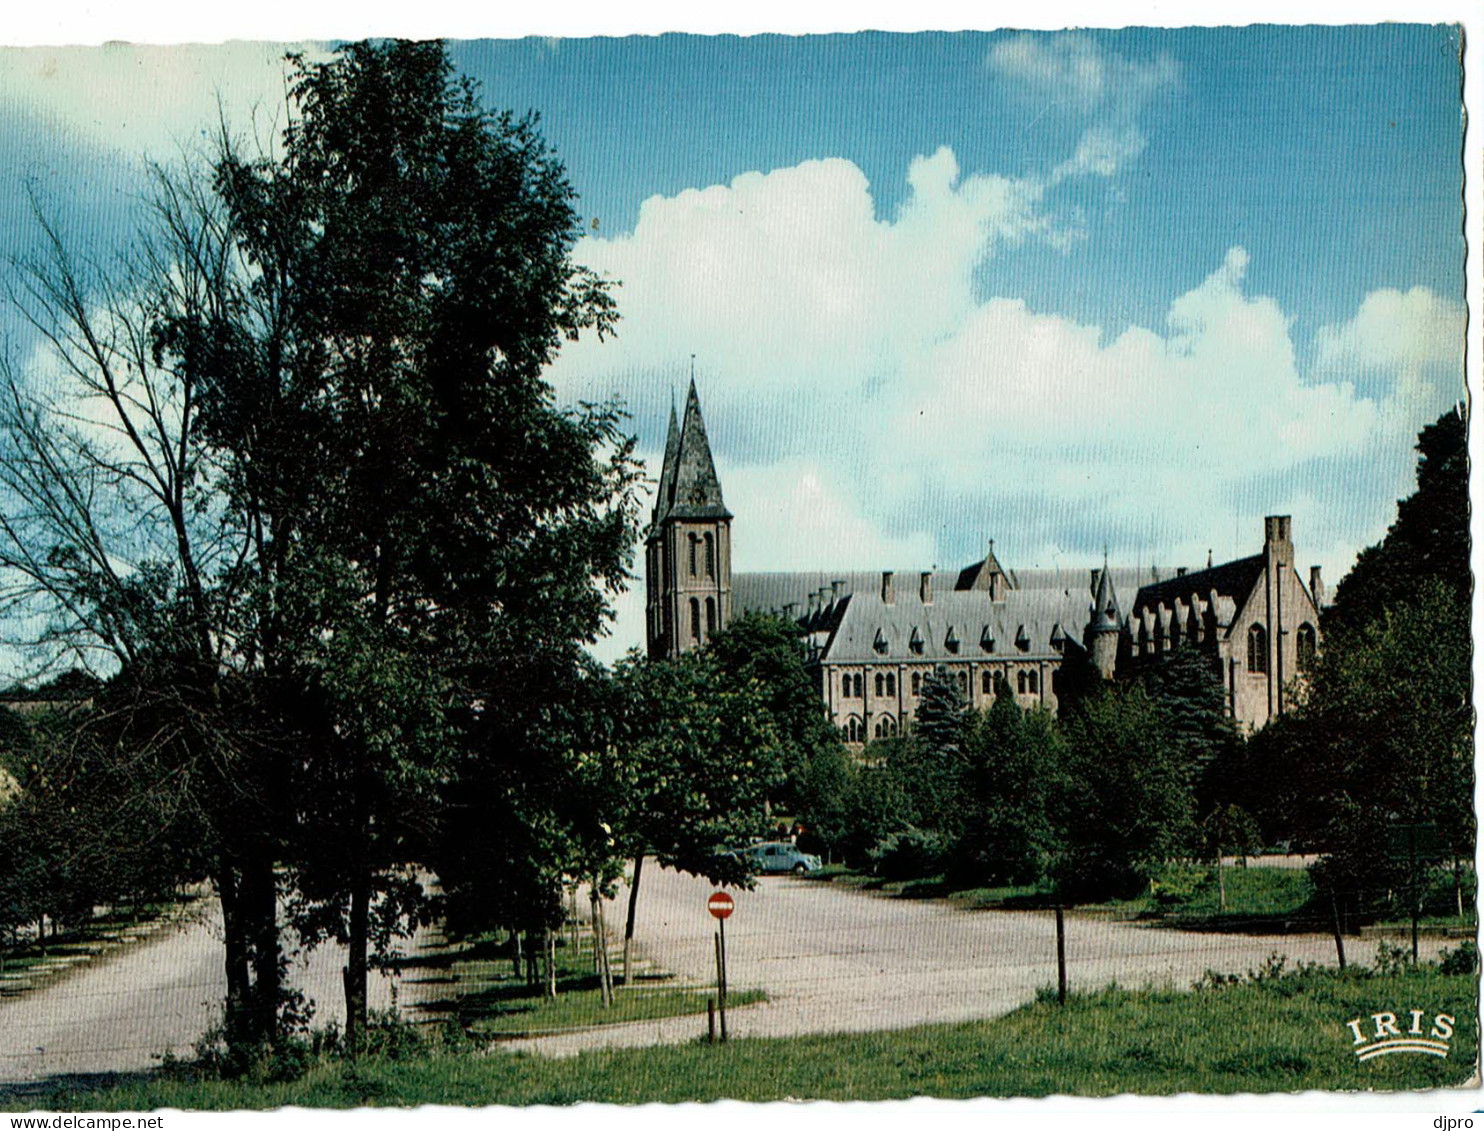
(506, 864, 1450, 1057)
(0, 899, 430, 1086)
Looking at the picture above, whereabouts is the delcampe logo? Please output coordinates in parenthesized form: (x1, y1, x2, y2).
(1344, 1009, 1455, 1061)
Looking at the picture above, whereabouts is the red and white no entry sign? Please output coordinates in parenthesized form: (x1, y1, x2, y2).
(707, 891, 734, 920)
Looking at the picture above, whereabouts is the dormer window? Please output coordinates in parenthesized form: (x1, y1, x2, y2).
(1015, 625, 1030, 653)
(1049, 624, 1065, 653)
(980, 625, 995, 653)
(908, 626, 924, 655)
(944, 626, 960, 654)
(874, 628, 889, 655)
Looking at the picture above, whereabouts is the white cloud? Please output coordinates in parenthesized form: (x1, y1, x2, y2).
(558, 150, 1462, 661)
(1314, 285, 1466, 404)
(990, 33, 1179, 184)
(987, 32, 1179, 118)
(0, 42, 330, 161)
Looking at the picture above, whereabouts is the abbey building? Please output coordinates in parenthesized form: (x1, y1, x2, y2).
(646, 382, 1324, 741)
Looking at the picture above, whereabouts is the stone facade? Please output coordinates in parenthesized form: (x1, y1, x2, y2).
(645, 384, 1324, 739)
(645, 380, 732, 658)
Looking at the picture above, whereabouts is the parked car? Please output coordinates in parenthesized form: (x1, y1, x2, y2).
(733, 841, 822, 875)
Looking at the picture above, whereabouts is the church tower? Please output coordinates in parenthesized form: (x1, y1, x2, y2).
(645, 380, 732, 658)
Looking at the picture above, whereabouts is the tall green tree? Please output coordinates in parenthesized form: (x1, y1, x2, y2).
(951, 689, 1065, 887)
(1326, 407, 1468, 638)
(1053, 684, 1198, 901)
(196, 40, 636, 1050)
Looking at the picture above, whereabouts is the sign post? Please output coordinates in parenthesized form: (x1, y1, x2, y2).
(707, 891, 734, 1042)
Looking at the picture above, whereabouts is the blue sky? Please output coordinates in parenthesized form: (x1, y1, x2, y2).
(0, 27, 1467, 663)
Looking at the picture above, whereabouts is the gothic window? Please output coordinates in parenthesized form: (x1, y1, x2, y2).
(689, 598, 701, 642)
(885, 673, 896, 696)
(705, 596, 717, 636)
(875, 673, 885, 697)
(845, 716, 863, 743)
(958, 671, 969, 696)
(704, 532, 715, 578)
(688, 534, 698, 577)
(1017, 671, 1027, 694)
(843, 672, 853, 698)
(911, 671, 921, 695)
(853, 673, 864, 698)
(1026, 670, 1038, 694)
(1248, 623, 1268, 674)
(982, 670, 993, 695)
(1296, 623, 1317, 673)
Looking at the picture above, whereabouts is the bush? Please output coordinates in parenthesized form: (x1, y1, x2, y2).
(868, 827, 948, 881)
(1438, 940, 1477, 976)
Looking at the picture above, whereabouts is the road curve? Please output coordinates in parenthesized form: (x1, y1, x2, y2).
(0, 899, 425, 1086)
(504, 864, 1449, 1057)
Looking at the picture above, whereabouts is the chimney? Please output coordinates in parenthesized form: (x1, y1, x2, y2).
(817, 587, 829, 613)
(831, 579, 844, 603)
(1264, 515, 1294, 565)
(806, 591, 818, 616)
(1310, 565, 1325, 607)
(920, 571, 933, 605)
(1177, 567, 1187, 578)
(783, 602, 797, 621)
(881, 571, 895, 605)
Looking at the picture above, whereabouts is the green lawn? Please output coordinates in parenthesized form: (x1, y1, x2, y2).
(21, 962, 1475, 1109)
(811, 861, 1476, 935)
(402, 929, 763, 1039)
(0, 899, 198, 991)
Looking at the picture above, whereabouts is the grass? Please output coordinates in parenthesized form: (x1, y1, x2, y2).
(1087, 863, 1317, 928)
(402, 928, 763, 1039)
(20, 961, 1476, 1108)
(0, 897, 199, 992)
(812, 861, 1478, 935)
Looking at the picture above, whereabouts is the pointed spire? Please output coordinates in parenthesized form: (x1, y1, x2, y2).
(1092, 559, 1121, 633)
(667, 377, 730, 520)
(652, 397, 683, 527)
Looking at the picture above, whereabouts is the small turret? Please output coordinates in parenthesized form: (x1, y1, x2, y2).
(1087, 556, 1121, 680)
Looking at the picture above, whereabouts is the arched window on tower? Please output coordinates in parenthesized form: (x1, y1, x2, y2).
(1017, 671, 1027, 694)
(853, 673, 864, 698)
(958, 671, 968, 696)
(688, 534, 699, 577)
(982, 670, 993, 695)
(690, 598, 701, 643)
(1027, 670, 1038, 694)
(885, 673, 896, 696)
(705, 596, 717, 637)
(875, 673, 885, 697)
(1248, 623, 1268, 673)
(704, 532, 715, 578)
(911, 671, 921, 696)
(1296, 623, 1317, 673)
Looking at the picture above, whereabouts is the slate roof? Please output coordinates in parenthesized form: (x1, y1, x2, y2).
(734, 561, 1159, 666)
(1130, 555, 1265, 619)
(653, 379, 730, 523)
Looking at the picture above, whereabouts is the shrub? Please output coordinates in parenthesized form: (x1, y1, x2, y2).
(868, 827, 948, 881)
(1438, 939, 1477, 976)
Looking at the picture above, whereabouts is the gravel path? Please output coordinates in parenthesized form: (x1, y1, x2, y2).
(0, 899, 433, 1086)
(502, 864, 1448, 1057)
